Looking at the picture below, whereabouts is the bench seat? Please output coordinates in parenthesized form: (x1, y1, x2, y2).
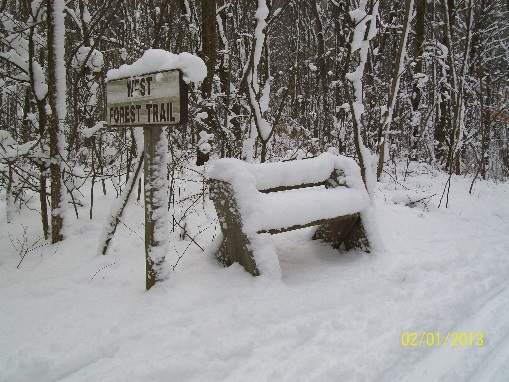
(245, 187, 370, 234)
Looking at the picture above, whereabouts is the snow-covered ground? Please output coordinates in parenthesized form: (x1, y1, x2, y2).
(1, 163, 509, 381)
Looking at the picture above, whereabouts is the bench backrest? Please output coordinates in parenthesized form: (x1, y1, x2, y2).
(209, 152, 367, 193)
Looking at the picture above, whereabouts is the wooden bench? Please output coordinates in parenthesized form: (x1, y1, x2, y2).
(209, 153, 372, 278)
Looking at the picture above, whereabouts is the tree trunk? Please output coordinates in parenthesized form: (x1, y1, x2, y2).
(196, 0, 216, 166)
(409, 0, 425, 161)
(6, 162, 13, 223)
(201, 0, 216, 99)
(101, 152, 144, 256)
(344, 1, 379, 196)
(377, 0, 414, 180)
(28, 20, 50, 239)
(47, 0, 66, 244)
(311, 0, 328, 144)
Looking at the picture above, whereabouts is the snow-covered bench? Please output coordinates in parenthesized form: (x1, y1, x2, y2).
(209, 153, 372, 278)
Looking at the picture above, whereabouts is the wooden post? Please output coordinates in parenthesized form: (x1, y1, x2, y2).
(144, 125, 168, 290)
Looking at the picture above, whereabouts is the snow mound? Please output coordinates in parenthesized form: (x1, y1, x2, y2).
(72, 46, 104, 73)
(106, 49, 207, 83)
(210, 152, 367, 191)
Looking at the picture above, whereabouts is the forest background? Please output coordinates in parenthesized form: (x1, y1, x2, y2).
(1, 0, 508, 244)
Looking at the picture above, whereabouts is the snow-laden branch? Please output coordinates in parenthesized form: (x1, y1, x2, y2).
(345, 0, 379, 199)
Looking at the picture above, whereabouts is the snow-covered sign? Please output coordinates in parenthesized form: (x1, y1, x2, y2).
(106, 69, 188, 127)
(104, 49, 206, 290)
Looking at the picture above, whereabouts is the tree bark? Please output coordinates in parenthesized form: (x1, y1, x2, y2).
(311, 0, 328, 143)
(409, 0, 425, 161)
(28, 19, 50, 240)
(201, 0, 217, 99)
(196, 0, 216, 165)
(47, 0, 66, 244)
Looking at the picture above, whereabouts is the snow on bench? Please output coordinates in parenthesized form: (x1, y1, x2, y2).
(209, 153, 373, 279)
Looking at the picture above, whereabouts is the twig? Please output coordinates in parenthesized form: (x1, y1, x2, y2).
(407, 194, 436, 208)
(171, 220, 218, 270)
(91, 262, 117, 280)
(9, 225, 49, 268)
(173, 220, 204, 251)
(382, 168, 410, 190)
(438, 174, 452, 208)
(118, 219, 144, 241)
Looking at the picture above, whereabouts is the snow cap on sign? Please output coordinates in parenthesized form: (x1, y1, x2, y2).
(106, 49, 207, 83)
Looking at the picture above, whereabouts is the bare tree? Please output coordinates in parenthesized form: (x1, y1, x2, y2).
(377, 0, 414, 180)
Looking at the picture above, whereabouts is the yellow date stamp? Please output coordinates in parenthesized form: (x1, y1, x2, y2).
(401, 332, 484, 347)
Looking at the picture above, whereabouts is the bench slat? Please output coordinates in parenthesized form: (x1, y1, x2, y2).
(251, 187, 369, 234)
(258, 213, 360, 234)
(258, 181, 328, 194)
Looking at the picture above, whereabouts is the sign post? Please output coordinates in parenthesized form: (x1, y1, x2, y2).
(106, 69, 188, 290)
(143, 125, 165, 290)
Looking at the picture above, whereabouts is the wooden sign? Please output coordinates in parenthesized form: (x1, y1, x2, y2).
(106, 69, 188, 127)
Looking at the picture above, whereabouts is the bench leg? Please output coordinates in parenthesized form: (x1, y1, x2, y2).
(216, 235, 232, 267)
(210, 180, 260, 276)
(216, 229, 260, 276)
(313, 213, 370, 252)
